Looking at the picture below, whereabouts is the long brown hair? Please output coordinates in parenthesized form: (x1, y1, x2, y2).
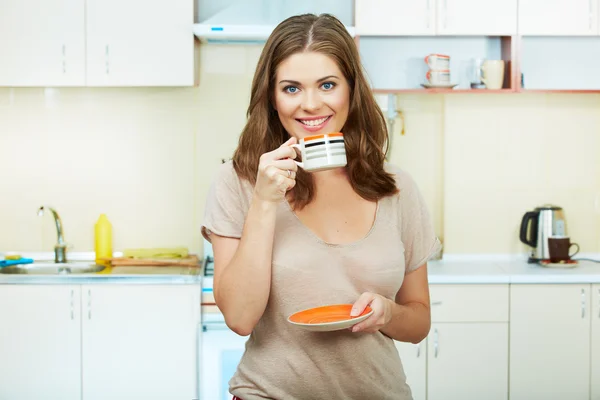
(232, 13, 398, 209)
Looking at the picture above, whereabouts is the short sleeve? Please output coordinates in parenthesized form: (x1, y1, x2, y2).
(395, 168, 442, 273)
(201, 162, 249, 243)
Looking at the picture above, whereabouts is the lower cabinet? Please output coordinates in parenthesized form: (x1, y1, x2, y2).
(427, 322, 508, 400)
(396, 284, 509, 400)
(395, 341, 426, 400)
(0, 284, 200, 400)
(592, 284, 600, 400)
(510, 284, 593, 400)
(396, 283, 600, 400)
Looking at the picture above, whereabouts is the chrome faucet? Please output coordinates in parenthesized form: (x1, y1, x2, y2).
(37, 206, 67, 263)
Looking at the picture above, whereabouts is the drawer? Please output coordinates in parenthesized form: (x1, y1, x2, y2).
(429, 284, 509, 322)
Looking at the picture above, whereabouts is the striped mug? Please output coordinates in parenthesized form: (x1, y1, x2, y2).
(291, 132, 347, 172)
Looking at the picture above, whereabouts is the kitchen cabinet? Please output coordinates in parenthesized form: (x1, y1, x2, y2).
(518, 0, 599, 35)
(510, 284, 591, 400)
(592, 284, 600, 400)
(427, 284, 509, 400)
(355, 0, 435, 36)
(0, 284, 200, 400)
(0, 285, 81, 400)
(437, 0, 517, 35)
(427, 323, 508, 400)
(0, 0, 194, 87)
(81, 285, 200, 400)
(395, 341, 427, 400)
(0, 0, 86, 87)
(355, 0, 516, 36)
(86, 0, 194, 86)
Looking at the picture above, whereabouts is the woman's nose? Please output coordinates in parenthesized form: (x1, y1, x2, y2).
(301, 90, 322, 112)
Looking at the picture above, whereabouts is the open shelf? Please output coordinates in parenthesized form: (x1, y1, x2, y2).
(357, 35, 516, 92)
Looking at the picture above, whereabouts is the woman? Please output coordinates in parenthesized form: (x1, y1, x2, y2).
(201, 13, 441, 400)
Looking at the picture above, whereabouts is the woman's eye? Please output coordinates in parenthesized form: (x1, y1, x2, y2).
(284, 86, 299, 94)
(322, 82, 336, 90)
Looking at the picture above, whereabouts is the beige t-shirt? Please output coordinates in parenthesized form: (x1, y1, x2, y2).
(202, 161, 441, 400)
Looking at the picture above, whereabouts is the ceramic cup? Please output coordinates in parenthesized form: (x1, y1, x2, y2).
(426, 69, 451, 85)
(291, 132, 347, 172)
(425, 54, 450, 70)
(481, 60, 505, 89)
(548, 236, 580, 262)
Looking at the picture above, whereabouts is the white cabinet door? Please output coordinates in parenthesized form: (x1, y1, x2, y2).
(81, 284, 200, 400)
(510, 284, 591, 400)
(592, 284, 600, 400)
(0, 0, 85, 86)
(427, 323, 508, 400)
(0, 285, 81, 400)
(355, 0, 435, 35)
(86, 0, 195, 86)
(518, 0, 598, 35)
(437, 0, 517, 35)
(395, 341, 427, 400)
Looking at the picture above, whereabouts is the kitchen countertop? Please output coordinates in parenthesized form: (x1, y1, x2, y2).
(428, 254, 600, 284)
(199, 254, 600, 293)
(0, 252, 202, 285)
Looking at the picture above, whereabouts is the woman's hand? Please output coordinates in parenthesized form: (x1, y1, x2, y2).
(350, 292, 394, 333)
(254, 137, 298, 203)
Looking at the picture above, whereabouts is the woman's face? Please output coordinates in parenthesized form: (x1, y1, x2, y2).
(273, 51, 350, 140)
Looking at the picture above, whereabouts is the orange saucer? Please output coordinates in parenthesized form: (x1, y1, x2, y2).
(287, 304, 373, 332)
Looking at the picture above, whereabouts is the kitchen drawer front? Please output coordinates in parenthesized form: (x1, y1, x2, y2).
(430, 284, 509, 322)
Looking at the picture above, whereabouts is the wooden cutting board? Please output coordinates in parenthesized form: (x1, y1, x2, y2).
(108, 254, 200, 267)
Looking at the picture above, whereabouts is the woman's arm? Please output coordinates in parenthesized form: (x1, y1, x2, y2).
(211, 138, 298, 336)
(350, 264, 431, 343)
(212, 198, 278, 337)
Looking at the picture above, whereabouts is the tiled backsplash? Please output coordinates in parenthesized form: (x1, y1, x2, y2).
(0, 45, 598, 255)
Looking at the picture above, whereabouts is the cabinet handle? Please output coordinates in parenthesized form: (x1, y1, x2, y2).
(62, 44, 66, 74)
(105, 45, 110, 74)
(70, 288, 74, 320)
(88, 289, 92, 320)
(431, 301, 442, 306)
(434, 328, 439, 358)
(581, 288, 586, 319)
(416, 342, 421, 358)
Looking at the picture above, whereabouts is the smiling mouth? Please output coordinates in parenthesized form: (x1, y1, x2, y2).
(296, 116, 332, 127)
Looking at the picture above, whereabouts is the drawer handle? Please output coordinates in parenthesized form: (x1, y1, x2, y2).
(581, 288, 586, 319)
(431, 301, 443, 306)
(434, 328, 439, 358)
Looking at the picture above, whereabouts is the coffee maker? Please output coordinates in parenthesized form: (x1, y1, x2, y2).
(519, 204, 568, 263)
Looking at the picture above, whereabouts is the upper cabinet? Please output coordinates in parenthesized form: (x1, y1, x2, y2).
(355, 0, 435, 36)
(0, 0, 86, 86)
(86, 0, 194, 86)
(437, 0, 517, 35)
(0, 0, 195, 87)
(355, 0, 517, 36)
(518, 0, 599, 35)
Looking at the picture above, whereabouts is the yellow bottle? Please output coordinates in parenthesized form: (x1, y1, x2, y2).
(95, 214, 113, 267)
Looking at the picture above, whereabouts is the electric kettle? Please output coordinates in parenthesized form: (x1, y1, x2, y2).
(519, 204, 568, 262)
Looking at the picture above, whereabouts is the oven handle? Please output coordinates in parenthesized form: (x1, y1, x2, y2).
(202, 322, 231, 332)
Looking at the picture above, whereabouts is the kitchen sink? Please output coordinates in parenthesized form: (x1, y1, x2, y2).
(0, 262, 106, 275)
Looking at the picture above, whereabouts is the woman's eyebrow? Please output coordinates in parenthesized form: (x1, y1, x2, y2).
(278, 75, 340, 85)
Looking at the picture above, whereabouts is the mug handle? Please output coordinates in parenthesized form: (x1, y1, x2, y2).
(290, 143, 304, 169)
(569, 243, 580, 258)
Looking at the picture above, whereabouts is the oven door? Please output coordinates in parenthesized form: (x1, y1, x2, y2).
(201, 307, 248, 400)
